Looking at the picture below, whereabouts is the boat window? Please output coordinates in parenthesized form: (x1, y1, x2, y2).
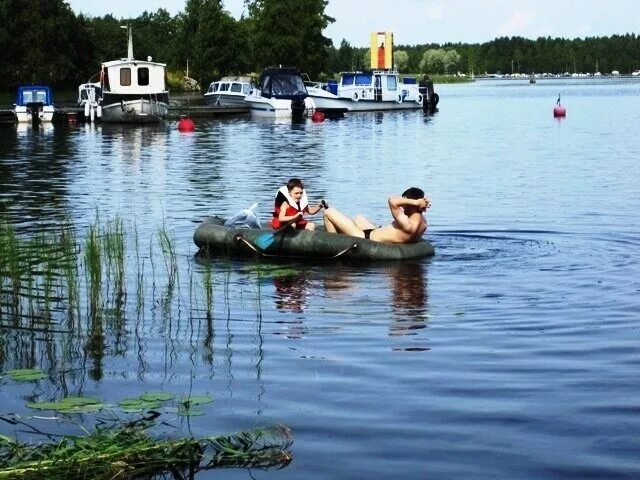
(243, 84, 251, 94)
(230, 83, 243, 93)
(22, 90, 48, 104)
(138, 67, 150, 86)
(387, 75, 397, 91)
(208, 83, 218, 93)
(120, 68, 132, 86)
(341, 74, 355, 86)
(219, 83, 229, 91)
(355, 73, 372, 86)
(269, 74, 307, 97)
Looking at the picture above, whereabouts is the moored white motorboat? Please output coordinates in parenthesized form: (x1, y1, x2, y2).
(77, 82, 102, 122)
(204, 76, 254, 107)
(99, 25, 169, 123)
(306, 32, 425, 113)
(14, 85, 55, 123)
(306, 70, 423, 113)
(244, 67, 312, 119)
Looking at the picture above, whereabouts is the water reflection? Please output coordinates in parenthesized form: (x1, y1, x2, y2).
(386, 262, 430, 349)
(273, 271, 310, 314)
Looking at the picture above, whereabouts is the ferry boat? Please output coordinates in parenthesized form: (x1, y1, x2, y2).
(99, 25, 169, 123)
(306, 32, 423, 113)
(204, 76, 254, 107)
(14, 85, 55, 123)
(244, 67, 312, 119)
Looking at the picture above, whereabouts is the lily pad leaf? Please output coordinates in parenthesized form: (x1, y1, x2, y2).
(27, 397, 103, 413)
(181, 395, 214, 407)
(139, 392, 174, 402)
(7, 368, 47, 381)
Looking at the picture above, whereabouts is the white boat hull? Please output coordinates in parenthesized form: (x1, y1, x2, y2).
(203, 93, 248, 108)
(245, 96, 311, 118)
(101, 99, 168, 123)
(14, 106, 55, 123)
(307, 86, 421, 113)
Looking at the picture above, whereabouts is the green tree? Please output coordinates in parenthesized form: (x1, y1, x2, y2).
(393, 50, 409, 72)
(247, 0, 334, 78)
(0, 0, 95, 88)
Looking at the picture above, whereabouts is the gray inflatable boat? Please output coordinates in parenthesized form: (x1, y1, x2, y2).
(194, 217, 434, 261)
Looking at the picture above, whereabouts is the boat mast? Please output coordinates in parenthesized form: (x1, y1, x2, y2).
(121, 24, 134, 61)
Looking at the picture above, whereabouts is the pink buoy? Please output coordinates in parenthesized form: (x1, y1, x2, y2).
(311, 111, 325, 123)
(553, 105, 566, 117)
(553, 94, 566, 118)
(178, 116, 195, 132)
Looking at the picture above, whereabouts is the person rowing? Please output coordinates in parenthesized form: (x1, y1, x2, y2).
(271, 178, 326, 231)
(323, 187, 430, 244)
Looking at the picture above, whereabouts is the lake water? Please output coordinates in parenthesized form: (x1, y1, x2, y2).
(1, 78, 639, 479)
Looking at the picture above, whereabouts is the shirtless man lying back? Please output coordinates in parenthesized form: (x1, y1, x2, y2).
(323, 187, 430, 244)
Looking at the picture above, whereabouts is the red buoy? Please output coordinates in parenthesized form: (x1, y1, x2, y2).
(177, 116, 195, 132)
(311, 111, 325, 123)
(553, 94, 566, 118)
(553, 105, 566, 117)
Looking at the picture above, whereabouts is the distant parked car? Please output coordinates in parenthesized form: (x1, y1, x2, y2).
(611, 70, 620, 75)
(632, 70, 640, 76)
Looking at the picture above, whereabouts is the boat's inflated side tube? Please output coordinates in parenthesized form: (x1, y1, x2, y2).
(194, 217, 434, 261)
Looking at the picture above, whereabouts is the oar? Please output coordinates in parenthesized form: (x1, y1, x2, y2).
(255, 214, 302, 250)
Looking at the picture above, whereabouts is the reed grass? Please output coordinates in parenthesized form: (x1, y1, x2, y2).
(0, 420, 292, 479)
(0, 212, 263, 367)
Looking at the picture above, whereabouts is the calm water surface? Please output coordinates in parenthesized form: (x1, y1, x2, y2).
(1, 78, 639, 479)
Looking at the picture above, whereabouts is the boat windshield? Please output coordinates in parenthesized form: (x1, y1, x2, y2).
(230, 83, 243, 93)
(21, 90, 49, 104)
(261, 73, 307, 99)
(208, 83, 219, 93)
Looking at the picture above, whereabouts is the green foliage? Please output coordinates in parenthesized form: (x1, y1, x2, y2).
(246, 0, 334, 78)
(0, 420, 293, 479)
(0, 1, 638, 90)
(419, 48, 461, 74)
(394, 50, 410, 72)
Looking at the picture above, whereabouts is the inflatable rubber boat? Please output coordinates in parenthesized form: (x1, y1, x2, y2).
(193, 217, 434, 261)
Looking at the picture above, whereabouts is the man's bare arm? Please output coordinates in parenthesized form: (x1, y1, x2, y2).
(388, 196, 426, 232)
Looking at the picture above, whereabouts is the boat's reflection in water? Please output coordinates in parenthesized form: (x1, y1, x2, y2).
(271, 260, 430, 346)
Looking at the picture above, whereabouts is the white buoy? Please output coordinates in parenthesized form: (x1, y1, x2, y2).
(90, 106, 95, 122)
(84, 102, 90, 119)
(96, 105, 102, 118)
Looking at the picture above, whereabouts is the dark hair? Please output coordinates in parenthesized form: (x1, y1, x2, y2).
(402, 187, 424, 199)
(287, 178, 304, 191)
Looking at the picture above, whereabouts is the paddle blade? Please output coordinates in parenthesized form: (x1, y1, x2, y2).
(255, 232, 275, 250)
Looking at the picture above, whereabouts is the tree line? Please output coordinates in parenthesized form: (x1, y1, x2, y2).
(1, 0, 638, 91)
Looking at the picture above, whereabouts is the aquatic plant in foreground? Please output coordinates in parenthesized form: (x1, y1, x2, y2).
(0, 418, 292, 479)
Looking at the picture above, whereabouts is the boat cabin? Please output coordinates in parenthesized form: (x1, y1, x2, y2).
(15, 85, 53, 107)
(257, 67, 308, 100)
(101, 58, 167, 95)
(77, 82, 102, 105)
(206, 76, 253, 95)
(336, 70, 414, 103)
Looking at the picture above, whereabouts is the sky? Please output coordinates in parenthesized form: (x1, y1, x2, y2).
(66, 0, 640, 47)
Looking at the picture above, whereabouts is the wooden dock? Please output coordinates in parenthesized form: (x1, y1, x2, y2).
(167, 105, 249, 117)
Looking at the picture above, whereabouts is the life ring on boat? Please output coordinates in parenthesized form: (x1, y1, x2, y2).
(352, 92, 359, 102)
(397, 94, 403, 104)
(417, 94, 423, 104)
